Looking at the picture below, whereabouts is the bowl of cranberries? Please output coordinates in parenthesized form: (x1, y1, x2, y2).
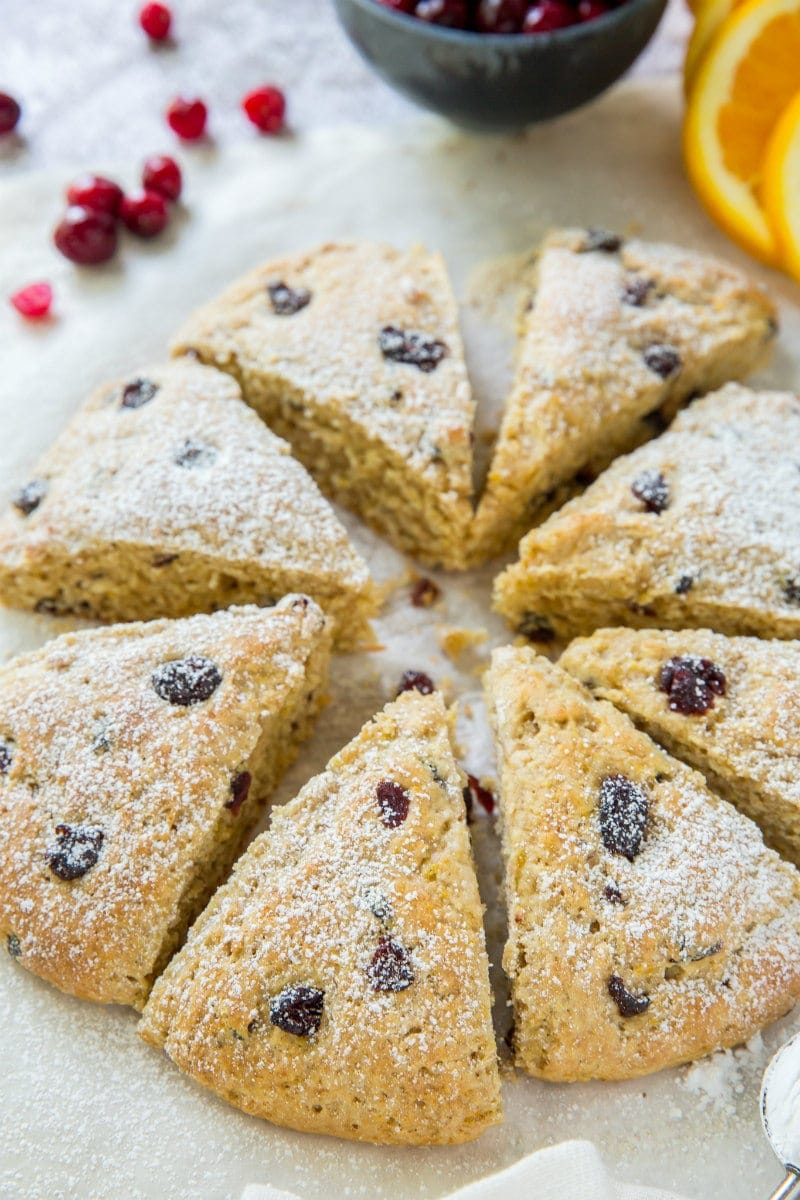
(334, 0, 667, 129)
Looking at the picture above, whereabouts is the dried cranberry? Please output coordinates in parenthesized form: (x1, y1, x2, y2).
(54, 206, 118, 266)
(599, 774, 648, 860)
(674, 574, 694, 595)
(631, 469, 669, 514)
(242, 85, 286, 134)
(604, 882, 625, 905)
(120, 189, 169, 238)
(12, 479, 48, 516)
(269, 985, 324, 1037)
(581, 228, 622, 253)
(464, 773, 495, 816)
(414, 0, 469, 23)
(166, 96, 207, 141)
(142, 154, 182, 202)
(379, 326, 447, 372)
(139, 1, 172, 39)
(643, 344, 681, 378)
(173, 439, 217, 468)
(517, 612, 555, 642)
(522, 1, 577, 29)
(377, 0, 416, 8)
(66, 174, 123, 216)
(608, 973, 650, 1017)
(152, 656, 222, 705)
(397, 670, 435, 696)
(376, 779, 410, 828)
(366, 936, 415, 992)
(0, 93, 21, 136)
(411, 577, 440, 607)
(577, 0, 610, 18)
(622, 277, 655, 307)
(45, 823, 104, 881)
(121, 377, 159, 409)
(0, 740, 13, 774)
(476, 0, 528, 31)
(226, 771, 251, 815)
(267, 281, 311, 315)
(10, 282, 53, 320)
(6, 933, 21, 959)
(658, 655, 726, 716)
(784, 577, 800, 604)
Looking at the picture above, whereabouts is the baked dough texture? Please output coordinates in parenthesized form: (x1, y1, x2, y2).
(494, 384, 800, 643)
(471, 228, 776, 562)
(0, 597, 332, 1008)
(0, 358, 375, 648)
(139, 690, 502, 1145)
(485, 646, 800, 1081)
(172, 241, 476, 569)
(561, 627, 800, 866)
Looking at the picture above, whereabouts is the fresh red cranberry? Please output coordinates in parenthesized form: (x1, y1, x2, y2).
(577, 0, 610, 18)
(10, 282, 53, 320)
(241, 85, 286, 134)
(139, 2, 172, 39)
(414, 0, 470, 26)
(120, 189, 169, 237)
(476, 0, 528, 31)
(376, 0, 416, 8)
(142, 154, 182, 202)
(65, 174, 123, 216)
(523, 1, 577, 30)
(53, 206, 118, 265)
(166, 97, 207, 141)
(0, 93, 21, 135)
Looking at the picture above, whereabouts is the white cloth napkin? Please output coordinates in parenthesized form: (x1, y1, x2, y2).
(239, 1140, 687, 1200)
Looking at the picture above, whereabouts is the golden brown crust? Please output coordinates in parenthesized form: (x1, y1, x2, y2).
(485, 646, 800, 1081)
(0, 598, 332, 1008)
(139, 691, 502, 1145)
(471, 228, 776, 562)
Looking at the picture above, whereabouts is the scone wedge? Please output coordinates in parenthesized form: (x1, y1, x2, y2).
(485, 646, 800, 1081)
(494, 385, 800, 643)
(172, 241, 475, 569)
(0, 359, 375, 648)
(561, 628, 800, 866)
(471, 228, 777, 561)
(139, 690, 502, 1146)
(0, 597, 331, 1008)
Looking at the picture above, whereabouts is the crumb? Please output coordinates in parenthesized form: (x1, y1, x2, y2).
(438, 626, 488, 665)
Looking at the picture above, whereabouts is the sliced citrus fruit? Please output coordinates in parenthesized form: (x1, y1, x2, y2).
(763, 89, 800, 279)
(683, 0, 800, 265)
(684, 0, 740, 94)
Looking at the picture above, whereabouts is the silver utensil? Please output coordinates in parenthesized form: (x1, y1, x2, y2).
(762, 1033, 800, 1200)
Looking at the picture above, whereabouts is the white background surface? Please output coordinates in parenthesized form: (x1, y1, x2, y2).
(1, 6, 798, 1200)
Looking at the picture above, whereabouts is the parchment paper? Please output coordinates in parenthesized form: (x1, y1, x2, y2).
(1, 79, 799, 1200)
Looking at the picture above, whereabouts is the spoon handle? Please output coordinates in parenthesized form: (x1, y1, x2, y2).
(768, 1172, 800, 1200)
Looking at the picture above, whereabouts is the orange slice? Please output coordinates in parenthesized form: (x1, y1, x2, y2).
(763, 89, 800, 279)
(683, 0, 800, 265)
(684, 0, 740, 93)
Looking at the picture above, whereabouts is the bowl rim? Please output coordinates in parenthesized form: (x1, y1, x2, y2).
(337, 0, 666, 46)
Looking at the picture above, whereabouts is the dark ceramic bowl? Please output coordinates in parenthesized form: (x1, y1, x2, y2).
(334, 0, 668, 130)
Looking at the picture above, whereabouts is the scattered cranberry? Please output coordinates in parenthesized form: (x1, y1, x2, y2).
(658, 655, 726, 715)
(54, 206, 118, 265)
(166, 96, 208, 141)
(608, 973, 650, 1017)
(0, 93, 22, 135)
(139, 1, 172, 40)
(476, 0, 528, 31)
(577, 0, 610, 18)
(225, 771, 251, 816)
(120, 188, 169, 237)
(410, 577, 440, 607)
(377, 0, 416, 8)
(242, 85, 286, 135)
(598, 774, 648, 861)
(10, 282, 53, 320)
(631, 469, 670, 514)
(463, 773, 495, 816)
(66, 174, 123, 216)
(414, 0, 470, 26)
(522, 2, 577, 29)
(376, 779, 410, 828)
(397, 669, 435, 696)
(366, 936, 415, 992)
(142, 154, 182, 202)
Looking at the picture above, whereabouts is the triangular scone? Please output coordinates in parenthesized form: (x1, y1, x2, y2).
(171, 241, 475, 569)
(139, 691, 502, 1145)
(561, 628, 800, 866)
(0, 597, 331, 1008)
(0, 359, 375, 648)
(470, 227, 777, 562)
(494, 385, 800, 643)
(485, 646, 800, 1082)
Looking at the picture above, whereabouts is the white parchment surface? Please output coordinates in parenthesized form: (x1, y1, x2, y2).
(0, 79, 799, 1200)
